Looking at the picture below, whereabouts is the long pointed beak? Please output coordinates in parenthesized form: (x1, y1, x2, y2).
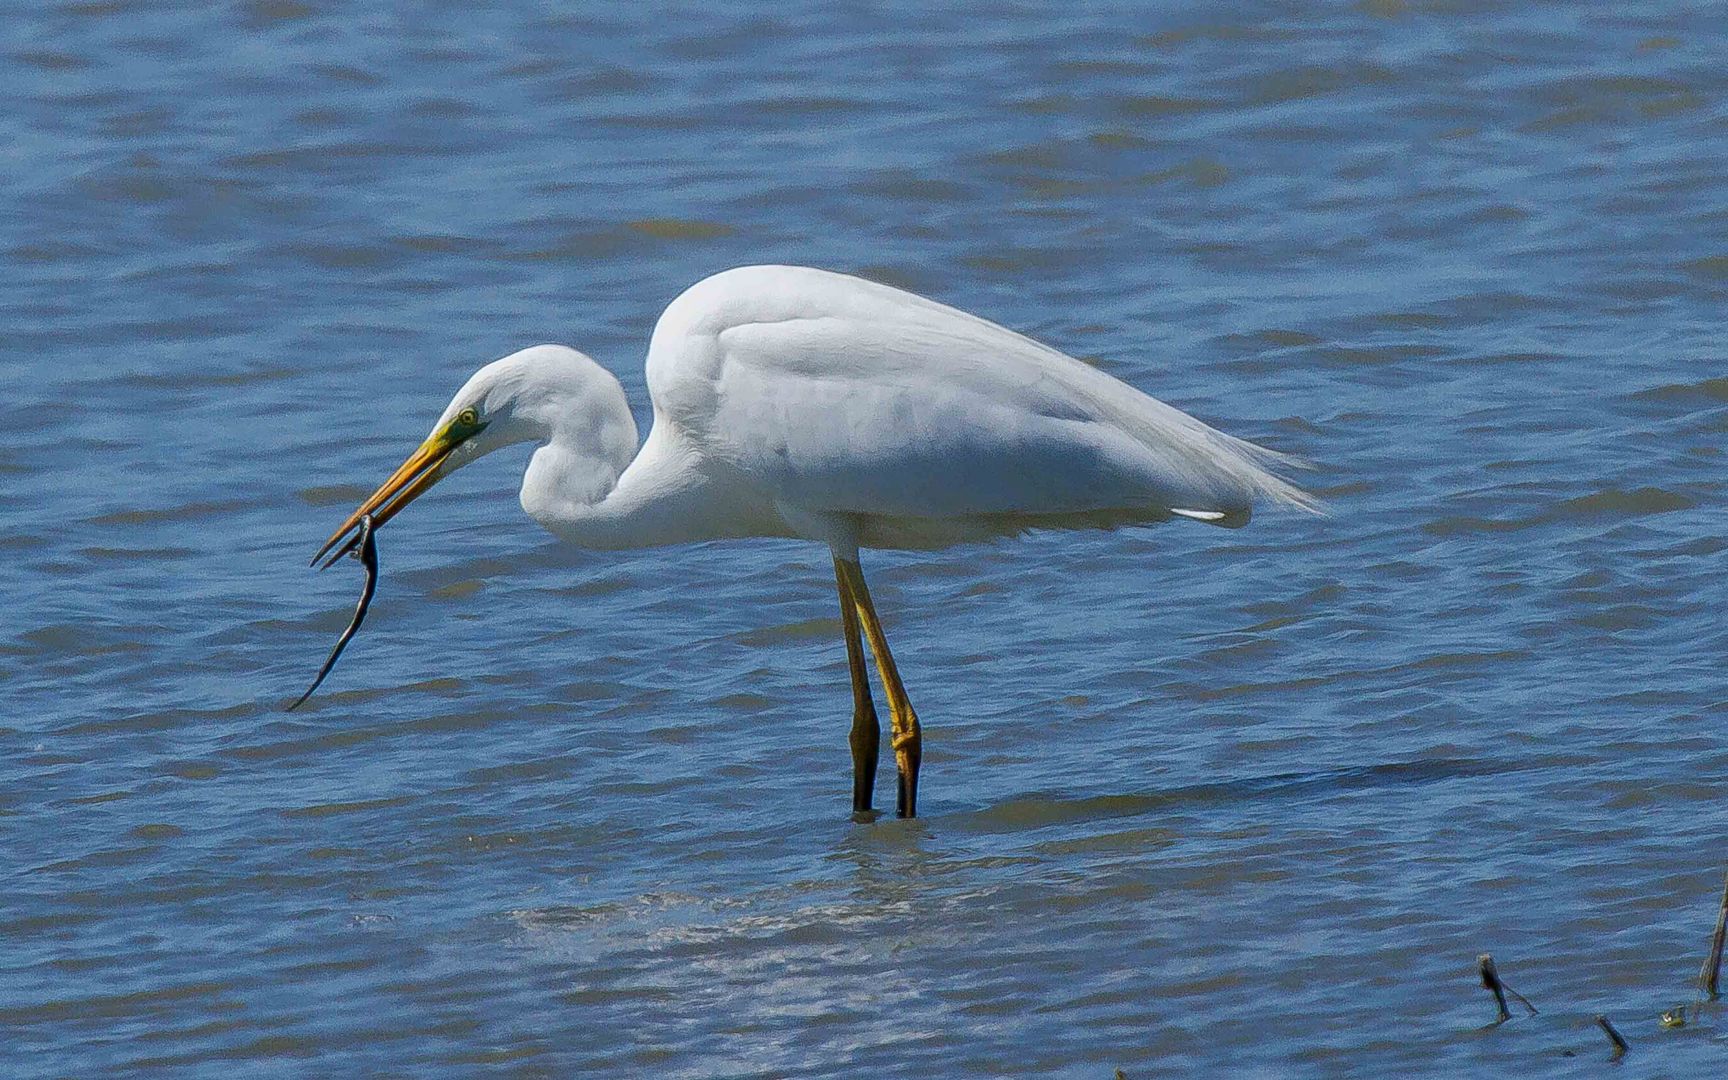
(311, 430, 459, 568)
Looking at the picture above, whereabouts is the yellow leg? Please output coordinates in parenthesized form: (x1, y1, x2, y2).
(836, 557, 922, 818)
(834, 557, 881, 817)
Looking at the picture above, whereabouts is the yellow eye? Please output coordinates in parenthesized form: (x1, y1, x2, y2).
(457, 408, 478, 427)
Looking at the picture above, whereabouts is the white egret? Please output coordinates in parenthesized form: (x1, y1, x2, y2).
(312, 264, 1317, 819)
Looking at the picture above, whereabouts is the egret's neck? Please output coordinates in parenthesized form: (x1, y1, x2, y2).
(520, 419, 746, 550)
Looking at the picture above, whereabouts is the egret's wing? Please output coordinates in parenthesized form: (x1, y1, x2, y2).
(660, 267, 1313, 526)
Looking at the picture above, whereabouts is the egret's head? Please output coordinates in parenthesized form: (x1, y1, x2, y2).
(312, 344, 624, 566)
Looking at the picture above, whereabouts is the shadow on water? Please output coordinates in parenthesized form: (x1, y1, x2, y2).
(949, 756, 1530, 835)
(509, 757, 1537, 942)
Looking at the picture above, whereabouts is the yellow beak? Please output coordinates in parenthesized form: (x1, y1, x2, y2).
(311, 427, 461, 567)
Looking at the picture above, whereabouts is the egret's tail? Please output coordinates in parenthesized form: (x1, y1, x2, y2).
(1222, 432, 1324, 516)
(1170, 431, 1322, 528)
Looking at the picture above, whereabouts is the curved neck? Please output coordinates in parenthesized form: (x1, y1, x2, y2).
(520, 418, 762, 550)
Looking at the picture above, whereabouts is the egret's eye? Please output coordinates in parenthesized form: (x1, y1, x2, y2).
(456, 408, 479, 428)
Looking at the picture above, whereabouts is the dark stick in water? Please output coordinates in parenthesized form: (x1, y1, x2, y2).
(1593, 1014, 1627, 1059)
(287, 514, 379, 711)
(1701, 867, 1728, 998)
(1478, 954, 1510, 1024)
(1477, 954, 1537, 1024)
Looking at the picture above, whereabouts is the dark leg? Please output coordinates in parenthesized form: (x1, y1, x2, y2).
(836, 557, 922, 818)
(834, 556, 881, 817)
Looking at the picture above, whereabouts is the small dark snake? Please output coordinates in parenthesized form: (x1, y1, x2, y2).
(287, 513, 379, 711)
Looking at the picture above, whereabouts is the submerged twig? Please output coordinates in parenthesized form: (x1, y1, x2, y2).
(1479, 955, 1511, 1024)
(1594, 1014, 1628, 1059)
(1478, 954, 1537, 1024)
(1700, 868, 1728, 999)
(287, 514, 379, 710)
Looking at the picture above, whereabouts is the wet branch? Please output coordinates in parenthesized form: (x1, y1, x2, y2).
(1477, 954, 1537, 1024)
(1594, 1014, 1628, 1059)
(1699, 868, 1728, 999)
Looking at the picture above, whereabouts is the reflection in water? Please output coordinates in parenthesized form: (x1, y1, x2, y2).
(828, 817, 947, 906)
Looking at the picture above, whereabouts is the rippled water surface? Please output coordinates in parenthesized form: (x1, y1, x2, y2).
(5, 2, 1727, 1075)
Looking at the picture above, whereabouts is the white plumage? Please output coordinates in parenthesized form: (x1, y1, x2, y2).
(316, 264, 1317, 817)
(499, 264, 1314, 554)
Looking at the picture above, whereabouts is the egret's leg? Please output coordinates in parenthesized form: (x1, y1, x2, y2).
(836, 558, 921, 818)
(834, 557, 881, 817)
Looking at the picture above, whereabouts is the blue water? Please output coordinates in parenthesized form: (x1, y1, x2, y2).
(4, 1, 1726, 1075)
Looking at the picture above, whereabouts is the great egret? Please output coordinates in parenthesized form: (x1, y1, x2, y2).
(311, 264, 1317, 819)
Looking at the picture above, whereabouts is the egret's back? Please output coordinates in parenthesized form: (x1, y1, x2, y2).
(644, 265, 1315, 549)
